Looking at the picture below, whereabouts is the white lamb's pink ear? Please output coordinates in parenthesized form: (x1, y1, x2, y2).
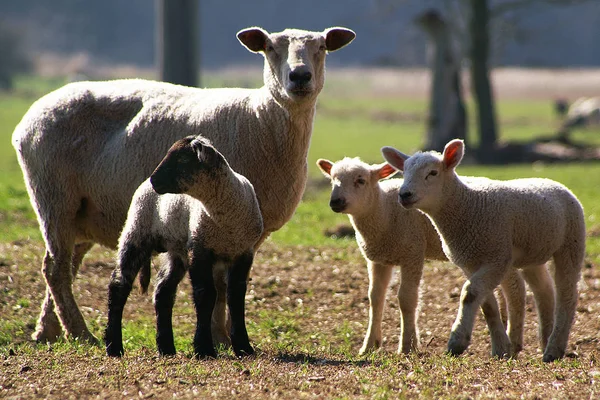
(442, 139, 464, 170)
(375, 163, 398, 180)
(380, 146, 408, 172)
(237, 27, 269, 53)
(316, 159, 334, 177)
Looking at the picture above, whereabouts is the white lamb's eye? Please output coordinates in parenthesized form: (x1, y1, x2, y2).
(265, 44, 275, 52)
(426, 170, 438, 179)
(356, 177, 366, 185)
(319, 45, 326, 52)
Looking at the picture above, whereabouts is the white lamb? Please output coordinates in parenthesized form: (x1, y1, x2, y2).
(105, 136, 263, 358)
(12, 26, 355, 344)
(381, 139, 585, 362)
(317, 157, 529, 357)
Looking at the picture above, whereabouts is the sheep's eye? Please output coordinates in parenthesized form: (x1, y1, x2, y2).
(265, 44, 275, 53)
(356, 178, 366, 185)
(426, 170, 438, 179)
(319, 45, 326, 52)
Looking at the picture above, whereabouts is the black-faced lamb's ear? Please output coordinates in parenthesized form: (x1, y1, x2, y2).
(316, 159, 334, 177)
(324, 27, 356, 52)
(374, 162, 399, 180)
(237, 27, 270, 53)
(442, 139, 464, 170)
(380, 146, 408, 172)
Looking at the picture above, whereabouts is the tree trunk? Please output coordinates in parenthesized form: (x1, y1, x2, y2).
(469, 0, 498, 160)
(416, 10, 467, 152)
(156, 0, 199, 87)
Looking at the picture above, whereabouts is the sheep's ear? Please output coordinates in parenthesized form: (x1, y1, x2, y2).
(442, 139, 464, 170)
(237, 27, 269, 53)
(324, 27, 356, 52)
(374, 162, 399, 180)
(380, 146, 408, 172)
(316, 159, 334, 177)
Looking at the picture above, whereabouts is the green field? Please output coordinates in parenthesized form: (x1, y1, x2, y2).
(0, 73, 599, 399)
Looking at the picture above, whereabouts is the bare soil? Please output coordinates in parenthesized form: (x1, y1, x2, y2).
(1, 239, 599, 399)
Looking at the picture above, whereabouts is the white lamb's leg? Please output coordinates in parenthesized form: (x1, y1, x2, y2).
(397, 262, 423, 354)
(521, 263, 555, 351)
(543, 249, 582, 362)
(359, 261, 393, 355)
(499, 268, 526, 356)
(448, 263, 509, 358)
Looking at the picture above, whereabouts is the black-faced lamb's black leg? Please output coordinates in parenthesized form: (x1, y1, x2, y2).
(228, 251, 255, 357)
(154, 255, 187, 356)
(105, 243, 152, 357)
(188, 250, 217, 358)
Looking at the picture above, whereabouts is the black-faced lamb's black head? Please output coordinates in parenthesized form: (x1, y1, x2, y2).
(150, 135, 226, 195)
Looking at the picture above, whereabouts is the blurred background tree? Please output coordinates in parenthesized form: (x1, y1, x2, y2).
(0, 21, 32, 90)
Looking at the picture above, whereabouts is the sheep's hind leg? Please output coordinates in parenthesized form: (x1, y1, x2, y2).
(188, 251, 218, 358)
(33, 242, 94, 343)
(499, 268, 526, 356)
(480, 293, 511, 358)
(521, 264, 555, 352)
(211, 266, 232, 348)
(360, 261, 393, 355)
(105, 243, 152, 357)
(154, 255, 187, 356)
(227, 251, 255, 357)
(543, 249, 582, 362)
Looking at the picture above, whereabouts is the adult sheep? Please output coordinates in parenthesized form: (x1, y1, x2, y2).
(106, 136, 263, 358)
(381, 139, 585, 362)
(317, 157, 529, 357)
(12, 26, 356, 345)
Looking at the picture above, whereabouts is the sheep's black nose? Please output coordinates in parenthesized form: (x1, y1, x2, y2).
(399, 191, 413, 202)
(289, 69, 312, 84)
(329, 197, 346, 212)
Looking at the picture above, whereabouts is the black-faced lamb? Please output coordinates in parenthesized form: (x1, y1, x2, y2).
(105, 136, 263, 358)
(381, 139, 585, 362)
(11, 26, 355, 344)
(317, 157, 529, 357)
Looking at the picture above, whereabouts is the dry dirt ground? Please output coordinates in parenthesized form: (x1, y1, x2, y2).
(1, 239, 599, 399)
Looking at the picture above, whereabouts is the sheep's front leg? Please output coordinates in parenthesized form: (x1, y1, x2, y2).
(153, 256, 187, 356)
(397, 262, 423, 354)
(479, 294, 511, 358)
(448, 263, 507, 357)
(227, 251, 255, 357)
(188, 253, 218, 358)
(359, 261, 393, 355)
(105, 244, 153, 356)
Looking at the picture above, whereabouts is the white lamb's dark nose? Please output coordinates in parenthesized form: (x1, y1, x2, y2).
(329, 197, 346, 212)
(399, 191, 413, 202)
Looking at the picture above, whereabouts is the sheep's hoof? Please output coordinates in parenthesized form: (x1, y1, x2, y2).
(233, 344, 255, 358)
(194, 348, 217, 359)
(542, 347, 565, 363)
(106, 343, 124, 357)
(447, 334, 470, 356)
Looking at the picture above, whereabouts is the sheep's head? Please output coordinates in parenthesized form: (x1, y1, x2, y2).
(150, 135, 229, 197)
(317, 157, 397, 215)
(237, 27, 355, 104)
(381, 139, 464, 213)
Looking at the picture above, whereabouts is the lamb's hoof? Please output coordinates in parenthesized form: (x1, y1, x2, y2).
(542, 347, 565, 363)
(157, 345, 177, 357)
(233, 344, 255, 358)
(31, 323, 63, 344)
(77, 332, 101, 346)
(194, 348, 217, 359)
(447, 334, 470, 356)
(211, 330, 232, 349)
(106, 344, 124, 358)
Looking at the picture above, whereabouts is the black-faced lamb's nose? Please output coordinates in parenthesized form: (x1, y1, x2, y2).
(329, 197, 346, 212)
(289, 69, 312, 85)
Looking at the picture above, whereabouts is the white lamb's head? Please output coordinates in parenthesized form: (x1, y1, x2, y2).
(150, 135, 232, 198)
(381, 139, 465, 213)
(237, 27, 355, 104)
(317, 157, 397, 215)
